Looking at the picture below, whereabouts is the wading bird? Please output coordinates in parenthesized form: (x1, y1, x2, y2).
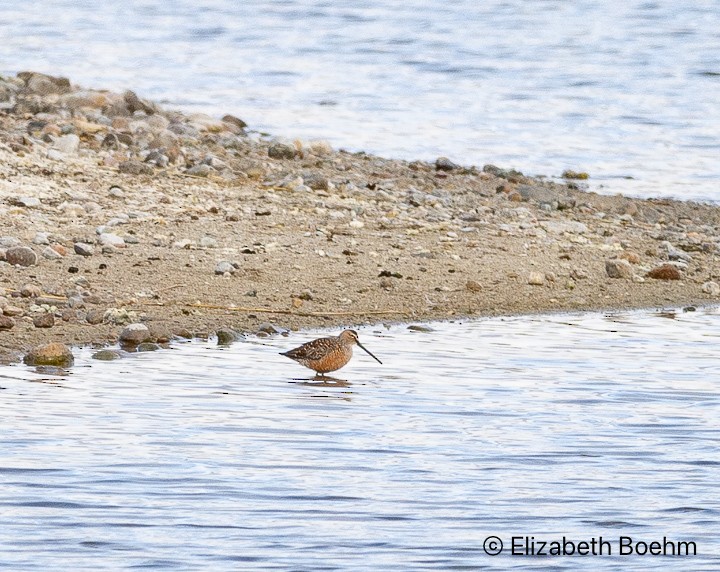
(280, 329, 382, 375)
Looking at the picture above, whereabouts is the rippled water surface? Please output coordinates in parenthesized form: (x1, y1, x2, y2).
(1, 0, 719, 200)
(2, 308, 720, 570)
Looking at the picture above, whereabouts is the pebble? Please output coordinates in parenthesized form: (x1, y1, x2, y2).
(435, 157, 459, 171)
(268, 142, 296, 160)
(118, 160, 154, 175)
(74, 242, 95, 256)
(408, 324, 434, 332)
(99, 233, 125, 248)
(215, 261, 235, 275)
(33, 313, 55, 328)
(0, 315, 14, 330)
(646, 264, 681, 280)
(465, 279, 483, 292)
(186, 164, 212, 177)
(605, 259, 633, 279)
(85, 309, 105, 325)
(51, 133, 80, 154)
(527, 271, 545, 285)
(104, 308, 138, 325)
(701, 281, 720, 296)
(33, 232, 51, 244)
(540, 220, 588, 234)
(15, 196, 41, 208)
(6, 246, 37, 266)
(661, 241, 692, 262)
(3, 305, 23, 317)
(21, 284, 42, 297)
(257, 322, 284, 335)
(119, 323, 152, 344)
(216, 328, 240, 345)
(200, 236, 218, 248)
(137, 342, 161, 352)
(92, 349, 122, 361)
(23, 343, 74, 367)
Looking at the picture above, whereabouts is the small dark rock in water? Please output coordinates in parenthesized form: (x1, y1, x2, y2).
(5, 246, 37, 267)
(74, 242, 94, 256)
(435, 157, 459, 172)
(562, 169, 589, 180)
(0, 315, 15, 330)
(23, 342, 74, 367)
(257, 322, 284, 335)
(408, 324, 434, 333)
(216, 328, 240, 345)
(92, 349, 121, 361)
(120, 323, 152, 344)
(683, 306, 696, 312)
(33, 313, 55, 328)
(137, 342, 161, 352)
(646, 264, 681, 280)
(268, 143, 296, 160)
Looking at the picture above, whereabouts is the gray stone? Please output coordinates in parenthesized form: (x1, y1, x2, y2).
(186, 164, 212, 177)
(215, 261, 235, 275)
(0, 236, 22, 248)
(99, 233, 125, 248)
(540, 220, 588, 234)
(74, 242, 94, 256)
(52, 134, 80, 154)
(528, 271, 545, 285)
(0, 315, 14, 330)
(435, 157, 459, 171)
(92, 349, 121, 361)
(137, 342, 161, 352)
(606, 259, 633, 279)
(6, 246, 37, 266)
(702, 281, 720, 296)
(661, 241, 692, 262)
(120, 323, 151, 344)
(216, 328, 240, 345)
(118, 160, 154, 175)
(268, 142, 296, 160)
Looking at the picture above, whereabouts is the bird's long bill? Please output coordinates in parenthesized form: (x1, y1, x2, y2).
(357, 341, 383, 364)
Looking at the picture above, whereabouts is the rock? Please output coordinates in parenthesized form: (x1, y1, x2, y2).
(124, 90, 156, 115)
(99, 233, 125, 248)
(540, 220, 588, 234)
(33, 313, 55, 328)
(465, 279, 483, 292)
(12, 196, 41, 208)
(222, 114, 247, 130)
(199, 236, 217, 248)
(646, 264, 681, 280)
(118, 160, 154, 175)
(303, 173, 330, 190)
(3, 305, 23, 317)
(215, 261, 235, 275)
(85, 309, 105, 325)
(186, 164, 212, 177)
(6, 246, 37, 266)
(0, 315, 14, 330)
(23, 343, 74, 367)
(0, 236, 22, 248)
(74, 242, 94, 256)
(51, 134, 80, 154)
(103, 308, 138, 325)
(605, 259, 633, 279)
(257, 322, 283, 335)
(119, 323, 151, 344)
(20, 284, 42, 297)
(701, 281, 720, 296)
(527, 271, 545, 285)
(435, 157, 459, 171)
(408, 324, 434, 332)
(216, 328, 240, 345)
(92, 349, 121, 361)
(137, 342, 160, 352)
(268, 142, 296, 160)
(618, 251, 641, 264)
(661, 241, 692, 262)
(561, 170, 589, 180)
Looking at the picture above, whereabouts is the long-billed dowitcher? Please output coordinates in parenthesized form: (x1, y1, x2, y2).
(280, 329, 382, 374)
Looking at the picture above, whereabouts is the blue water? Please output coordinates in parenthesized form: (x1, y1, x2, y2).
(2, 309, 720, 570)
(0, 0, 719, 200)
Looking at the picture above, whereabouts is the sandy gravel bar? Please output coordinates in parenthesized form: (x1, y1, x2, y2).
(1, 72, 719, 363)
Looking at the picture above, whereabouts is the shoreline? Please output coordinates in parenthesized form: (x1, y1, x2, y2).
(1, 71, 720, 364)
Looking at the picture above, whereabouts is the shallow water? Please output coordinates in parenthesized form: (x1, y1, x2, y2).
(2, 308, 720, 569)
(1, 0, 719, 200)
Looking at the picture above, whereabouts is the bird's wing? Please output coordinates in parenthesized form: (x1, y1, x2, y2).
(282, 338, 333, 361)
